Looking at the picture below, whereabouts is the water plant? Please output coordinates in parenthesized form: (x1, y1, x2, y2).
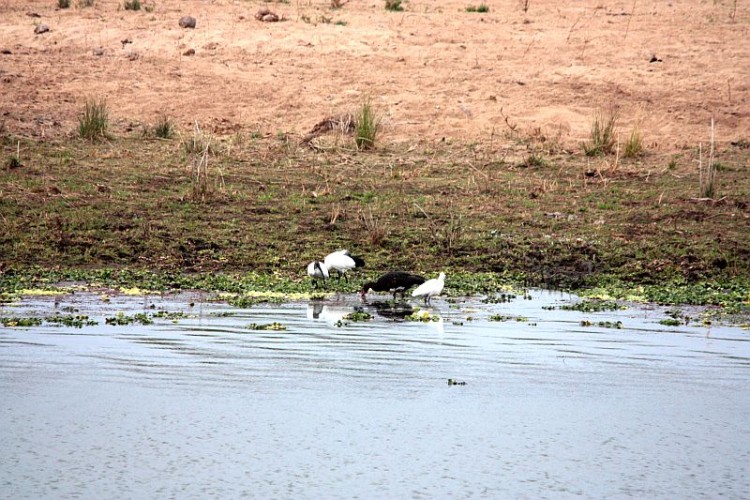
(246, 322, 286, 331)
(559, 299, 624, 312)
(78, 97, 109, 140)
(105, 312, 154, 325)
(343, 311, 372, 322)
(1, 317, 43, 327)
(658, 318, 681, 327)
(46, 314, 98, 328)
(580, 320, 623, 329)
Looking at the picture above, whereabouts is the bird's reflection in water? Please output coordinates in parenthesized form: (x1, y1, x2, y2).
(306, 302, 363, 324)
(364, 300, 415, 321)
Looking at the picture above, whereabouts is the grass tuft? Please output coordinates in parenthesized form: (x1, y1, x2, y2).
(123, 0, 141, 10)
(582, 107, 618, 156)
(153, 113, 173, 139)
(355, 99, 380, 150)
(77, 0, 94, 7)
(466, 4, 489, 12)
(78, 98, 109, 141)
(623, 125, 643, 158)
(699, 118, 718, 199)
(58, 0, 71, 8)
(385, 0, 403, 11)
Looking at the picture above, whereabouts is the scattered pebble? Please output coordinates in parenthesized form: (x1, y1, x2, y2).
(92, 47, 105, 56)
(183, 48, 195, 56)
(179, 16, 196, 28)
(34, 24, 50, 35)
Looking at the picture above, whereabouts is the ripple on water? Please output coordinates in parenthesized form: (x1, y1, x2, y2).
(1, 291, 749, 498)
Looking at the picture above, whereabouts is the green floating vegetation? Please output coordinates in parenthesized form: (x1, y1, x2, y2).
(151, 310, 193, 321)
(488, 314, 529, 322)
(658, 318, 682, 327)
(343, 311, 373, 322)
(482, 293, 517, 304)
(559, 299, 625, 313)
(447, 378, 467, 386)
(246, 322, 286, 331)
(105, 312, 154, 326)
(405, 309, 440, 322)
(580, 320, 623, 329)
(1, 317, 43, 327)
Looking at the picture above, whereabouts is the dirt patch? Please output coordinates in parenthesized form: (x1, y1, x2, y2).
(1, 0, 748, 149)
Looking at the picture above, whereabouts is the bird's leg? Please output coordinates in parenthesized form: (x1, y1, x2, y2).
(342, 273, 348, 284)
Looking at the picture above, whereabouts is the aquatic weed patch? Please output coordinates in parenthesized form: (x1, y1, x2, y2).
(245, 322, 287, 331)
(580, 320, 623, 329)
(45, 314, 98, 328)
(405, 309, 440, 322)
(1, 317, 43, 327)
(557, 299, 625, 313)
(105, 312, 154, 326)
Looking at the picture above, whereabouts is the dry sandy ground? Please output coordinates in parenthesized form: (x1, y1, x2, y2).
(1, 0, 748, 151)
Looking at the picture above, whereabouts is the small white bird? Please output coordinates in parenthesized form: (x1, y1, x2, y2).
(411, 272, 445, 304)
(323, 250, 365, 283)
(307, 261, 329, 287)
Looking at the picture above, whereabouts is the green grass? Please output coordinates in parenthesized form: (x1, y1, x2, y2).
(78, 98, 109, 141)
(355, 99, 379, 150)
(0, 132, 748, 295)
(466, 4, 489, 12)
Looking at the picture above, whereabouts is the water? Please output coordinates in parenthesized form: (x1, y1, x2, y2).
(1, 290, 749, 499)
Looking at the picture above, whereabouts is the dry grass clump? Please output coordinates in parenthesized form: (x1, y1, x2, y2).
(78, 98, 109, 141)
(623, 125, 644, 158)
(582, 107, 618, 156)
(355, 100, 380, 150)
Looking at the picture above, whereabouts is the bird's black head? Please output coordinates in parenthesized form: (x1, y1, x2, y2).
(359, 282, 375, 297)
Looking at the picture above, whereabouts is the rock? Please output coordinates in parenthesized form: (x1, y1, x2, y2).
(1, 49, 11, 55)
(183, 48, 195, 56)
(34, 24, 50, 35)
(93, 47, 105, 56)
(179, 16, 196, 28)
(255, 8, 279, 22)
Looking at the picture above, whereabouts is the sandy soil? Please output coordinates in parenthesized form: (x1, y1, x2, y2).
(1, 0, 748, 150)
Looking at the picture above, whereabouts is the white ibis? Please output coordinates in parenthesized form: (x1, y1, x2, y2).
(411, 272, 446, 304)
(307, 261, 329, 287)
(360, 271, 426, 300)
(323, 250, 365, 283)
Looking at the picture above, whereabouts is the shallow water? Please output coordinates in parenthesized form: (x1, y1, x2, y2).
(1, 290, 749, 499)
